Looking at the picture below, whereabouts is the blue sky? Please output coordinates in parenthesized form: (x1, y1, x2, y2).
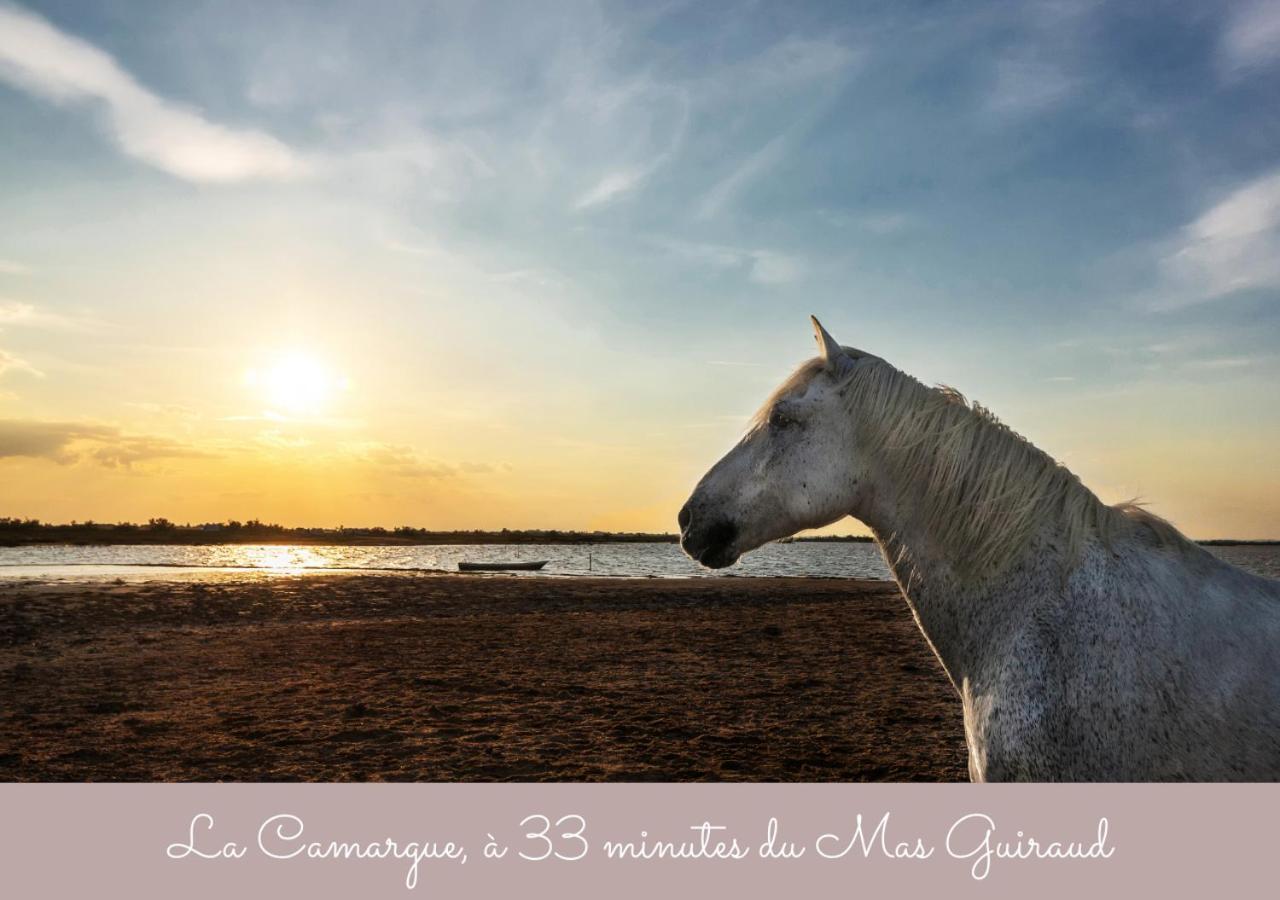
(1, 0, 1278, 536)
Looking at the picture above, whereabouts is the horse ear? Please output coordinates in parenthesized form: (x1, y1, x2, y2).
(810, 315, 848, 371)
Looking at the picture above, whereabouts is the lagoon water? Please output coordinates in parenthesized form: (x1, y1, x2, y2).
(1, 541, 1278, 582)
(0, 542, 887, 581)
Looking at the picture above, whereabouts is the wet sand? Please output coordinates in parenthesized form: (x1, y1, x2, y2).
(0, 574, 967, 781)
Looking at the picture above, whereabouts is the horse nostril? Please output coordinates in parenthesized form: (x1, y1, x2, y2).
(705, 519, 738, 550)
(677, 503, 692, 531)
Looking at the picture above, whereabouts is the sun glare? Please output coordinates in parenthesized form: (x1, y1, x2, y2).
(244, 352, 347, 416)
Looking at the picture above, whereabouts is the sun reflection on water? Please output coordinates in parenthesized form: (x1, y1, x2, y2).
(223, 545, 331, 572)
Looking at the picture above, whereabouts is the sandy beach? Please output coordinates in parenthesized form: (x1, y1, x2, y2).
(0, 574, 967, 782)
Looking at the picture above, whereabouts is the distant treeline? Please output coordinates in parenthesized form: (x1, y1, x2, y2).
(0, 518, 1270, 547)
(0, 518, 677, 546)
(0, 517, 872, 547)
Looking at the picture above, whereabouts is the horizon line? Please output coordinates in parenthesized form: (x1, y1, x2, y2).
(1, 517, 1276, 545)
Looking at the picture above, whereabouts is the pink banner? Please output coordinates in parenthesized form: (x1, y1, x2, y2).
(0, 784, 1268, 897)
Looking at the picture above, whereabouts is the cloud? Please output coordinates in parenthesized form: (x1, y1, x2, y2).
(855, 212, 915, 235)
(336, 129, 494, 200)
(351, 442, 500, 480)
(125, 401, 202, 420)
(0, 299, 97, 331)
(1182, 355, 1259, 371)
(0, 418, 215, 466)
(387, 236, 569, 297)
(696, 131, 790, 220)
(747, 250, 805, 285)
(0, 349, 42, 378)
(985, 54, 1078, 115)
(87, 434, 215, 468)
(654, 238, 805, 285)
(574, 168, 647, 210)
(0, 258, 29, 275)
(0, 3, 309, 182)
(978, 2, 1100, 118)
(1155, 168, 1280, 307)
(0, 300, 36, 325)
(1220, 0, 1280, 76)
(562, 76, 691, 212)
(691, 36, 860, 220)
(0, 419, 108, 461)
(700, 35, 861, 103)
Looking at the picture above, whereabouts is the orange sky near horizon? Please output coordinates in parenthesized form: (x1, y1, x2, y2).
(2, 333, 1277, 540)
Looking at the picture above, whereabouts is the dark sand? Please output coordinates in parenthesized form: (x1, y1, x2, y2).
(0, 574, 967, 781)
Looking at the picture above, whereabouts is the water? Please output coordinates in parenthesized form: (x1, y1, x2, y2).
(0, 542, 1276, 582)
(1207, 544, 1280, 580)
(0, 542, 889, 581)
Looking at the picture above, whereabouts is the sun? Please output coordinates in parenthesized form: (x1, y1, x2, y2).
(244, 352, 346, 416)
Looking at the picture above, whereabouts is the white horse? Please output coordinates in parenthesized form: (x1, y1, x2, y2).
(679, 316, 1280, 781)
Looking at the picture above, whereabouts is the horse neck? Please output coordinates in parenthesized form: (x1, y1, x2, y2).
(855, 456, 1066, 688)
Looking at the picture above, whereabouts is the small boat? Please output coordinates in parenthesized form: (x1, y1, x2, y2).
(457, 560, 548, 572)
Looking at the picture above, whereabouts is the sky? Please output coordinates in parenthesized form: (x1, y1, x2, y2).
(0, 0, 1278, 538)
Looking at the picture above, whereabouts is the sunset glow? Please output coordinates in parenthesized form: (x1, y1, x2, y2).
(245, 353, 347, 418)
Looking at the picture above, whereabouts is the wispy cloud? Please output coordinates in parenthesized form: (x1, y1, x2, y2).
(565, 77, 691, 212)
(1183, 355, 1260, 371)
(349, 441, 501, 480)
(1220, 0, 1280, 76)
(0, 418, 214, 466)
(1155, 168, 1280, 307)
(574, 167, 648, 210)
(88, 434, 217, 468)
(1042, 328, 1273, 381)
(855, 212, 916, 235)
(747, 250, 805, 285)
(693, 93, 842, 220)
(0, 299, 99, 331)
(654, 237, 806, 285)
(0, 348, 42, 378)
(572, 34, 857, 215)
(0, 3, 309, 182)
(692, 36, 860, 220)
(985, 54, 1078, 115)
(701, 35, 861, 102)
(696, 131, 792, 220)
(978, 1, 1101, 118)
(0, 258, 29, 275)
(387, 237, 569, 296)
(0, 419, 109, 461)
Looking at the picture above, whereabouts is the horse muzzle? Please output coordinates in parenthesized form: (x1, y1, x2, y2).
(678, 505, 740, 569)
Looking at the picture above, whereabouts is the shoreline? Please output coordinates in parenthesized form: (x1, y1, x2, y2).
(0, 573, 966, 782)
(0, 562, 893, 581)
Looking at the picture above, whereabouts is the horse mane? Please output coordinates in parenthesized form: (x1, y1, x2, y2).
(806, 354, 1194, 581)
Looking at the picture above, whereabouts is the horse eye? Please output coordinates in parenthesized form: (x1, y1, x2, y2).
(768, 408, 796, 429)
